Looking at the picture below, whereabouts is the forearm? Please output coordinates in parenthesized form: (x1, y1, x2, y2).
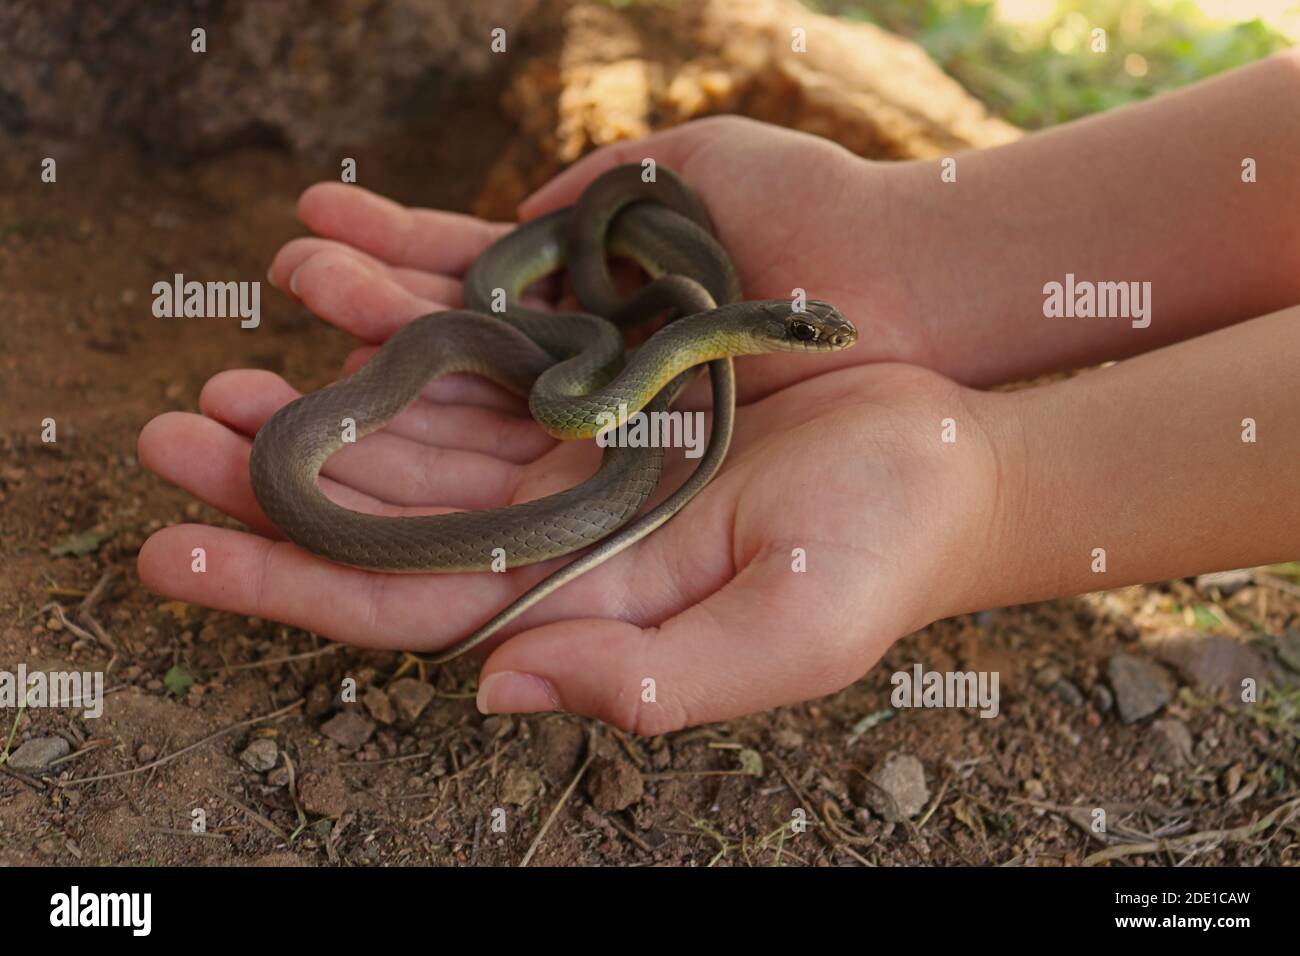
(961, 302, 1300, 615)
(880, 48, 1300, 386)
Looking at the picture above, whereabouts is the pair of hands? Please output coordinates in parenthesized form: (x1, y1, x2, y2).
(138, 117, 1000, 731)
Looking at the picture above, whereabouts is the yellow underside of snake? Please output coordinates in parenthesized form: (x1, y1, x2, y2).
(248, 165, 857, 659)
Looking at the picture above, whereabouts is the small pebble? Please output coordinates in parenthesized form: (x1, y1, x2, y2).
(299, 769, 348, 817)
(500, 766, 543, 806)
(305, 683, 334, 717)
(1148, 718, 1194, 769)
(362, 686, 395, 725)
(320, 711, 375, 750)
(859, 753, 929, 822)
(586, 756, 644, 812)
(1106, 653, 1172, 723)
(239, 737, 279, 772)
(1051, 679, 1086, 709)
(8, 736, 71, 772)
(388, 678, 436, 722)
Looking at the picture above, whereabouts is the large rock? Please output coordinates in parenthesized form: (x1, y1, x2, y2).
(0, 0, 537, 158)
(474, 0, 1019, 216)
(2, 0, 1015, 206)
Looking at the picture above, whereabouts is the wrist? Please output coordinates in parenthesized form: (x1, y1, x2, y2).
(869, 368, 1024, 632)
(949, 307, 1300, 617)
(850, 155, 983, 377)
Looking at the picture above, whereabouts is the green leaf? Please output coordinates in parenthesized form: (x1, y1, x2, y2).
(737, 748, 764, 777)
(163, 665, 194, 697)
(1191, 605, 1223, 630)
(50, 528, 113, 557)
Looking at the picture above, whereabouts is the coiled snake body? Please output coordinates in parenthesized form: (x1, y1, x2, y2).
(249, 165, 857, 660)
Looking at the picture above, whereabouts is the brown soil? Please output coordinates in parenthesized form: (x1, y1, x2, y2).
(2, 100, 1299, 868)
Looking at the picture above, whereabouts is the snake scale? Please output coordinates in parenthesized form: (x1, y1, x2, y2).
(249, 164, 857, 660)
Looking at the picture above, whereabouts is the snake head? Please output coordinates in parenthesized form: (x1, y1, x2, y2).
(753, 299, 857, 352)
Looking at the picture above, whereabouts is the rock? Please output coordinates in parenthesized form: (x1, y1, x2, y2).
(1148, 718, 1194, 769)
(1089, 684, 1114, 715)
(7, 736, 70, 772)
(1106, 653, 1173, 723)
(537, 719, 586, 782)
(387, 678, 436, 722)
(861, 753, 929, 822)
(239, 737, 279, 772)
(266, 767, 291, 787)
(499, 766, 543, 806)
(299, 769, 348, 818)
(1194, 569, 1253, 595)
(474, 0, 1019, 219)
(136, 743, 157, 764)
(362, 686, 395, 725)
(319, 712, 375, 750)
(1155, 634, 1277, 701)
(1023, 778, 1046, 800)
(586, 756, 644, 812)
(305, 683, 334, 718)
(1051, 679, 1086, 709)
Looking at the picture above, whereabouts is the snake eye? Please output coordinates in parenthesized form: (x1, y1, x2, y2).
(789, 319, 818, 342)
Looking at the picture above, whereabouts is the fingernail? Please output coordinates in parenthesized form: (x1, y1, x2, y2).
(288, 268, 300, 297)
(477, 671, 560, 714)
(266, 265, 278, 289)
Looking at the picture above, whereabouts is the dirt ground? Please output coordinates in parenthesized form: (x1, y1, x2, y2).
(2, 95, 1299, 867)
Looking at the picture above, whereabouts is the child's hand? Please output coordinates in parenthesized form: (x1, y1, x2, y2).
(262, 116, 919, 409)
(138, 359, 999, 731)
(518, 116, 921, 401)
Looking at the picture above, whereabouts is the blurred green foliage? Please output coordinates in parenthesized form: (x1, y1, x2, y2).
(808, 0, 1294, 127)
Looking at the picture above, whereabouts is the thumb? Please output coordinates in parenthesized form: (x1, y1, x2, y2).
(517, 120, 721, 221)
(472, 550, 881, 734)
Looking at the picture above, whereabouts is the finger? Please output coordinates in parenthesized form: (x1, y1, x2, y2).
(205, 363, 542, 463)
(269, 237, 464, 305)
(297, 182, 511, 275)
(339, 347, 530, 418)
(137, 524, 536, 651)
(518, 123, 718, 220)
(138, 412, 281, 537)
(474, 549, 883, 734)
(287, 247, 438, 343)
(138, 411, 478, 539)
(196, 369, 527, 510)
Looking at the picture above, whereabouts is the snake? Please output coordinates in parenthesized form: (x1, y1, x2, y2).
(249, 164, 858, 661)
